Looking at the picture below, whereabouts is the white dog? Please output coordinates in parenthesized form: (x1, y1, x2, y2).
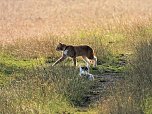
(79, 66, 94, 81)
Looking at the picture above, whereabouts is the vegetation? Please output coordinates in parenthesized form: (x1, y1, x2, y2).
(98, 40, 152, 114)
(0, 0, 152, 114)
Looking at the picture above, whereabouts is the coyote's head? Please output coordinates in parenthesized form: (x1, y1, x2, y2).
(56, 43, 66, 51)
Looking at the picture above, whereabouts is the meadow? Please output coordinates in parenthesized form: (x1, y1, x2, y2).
(0, 0, 152, 114)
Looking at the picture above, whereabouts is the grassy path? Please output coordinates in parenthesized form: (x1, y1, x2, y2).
(0, 53, 127, 113)
(81, 73, 124, 107)
(76, 54, 127, 114)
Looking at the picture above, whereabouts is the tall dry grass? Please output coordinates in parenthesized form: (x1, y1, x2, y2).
(1, 0, 152, 58)
(98, 39, 152, 114)
(1, 0, 152, 38)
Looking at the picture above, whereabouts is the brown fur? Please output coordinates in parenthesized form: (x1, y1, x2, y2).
(52, 43, 97, 67)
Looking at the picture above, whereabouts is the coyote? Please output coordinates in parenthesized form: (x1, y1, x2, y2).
(52, 43, 97, 67)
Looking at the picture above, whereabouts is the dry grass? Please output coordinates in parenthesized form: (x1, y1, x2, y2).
(1, 0, 152, 42)
(98, 39, 152, 114)
(1, 0, 152, 59)
(0, 0, 152, 60)
(1, 0, 152, 113)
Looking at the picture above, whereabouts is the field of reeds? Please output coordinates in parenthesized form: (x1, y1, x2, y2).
(0, 0, 152, 114)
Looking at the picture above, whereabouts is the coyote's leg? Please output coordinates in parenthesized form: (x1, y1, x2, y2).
(73, 57, 77, 66)
(52, 55, 67, 66)
(93, 56, 97, 67)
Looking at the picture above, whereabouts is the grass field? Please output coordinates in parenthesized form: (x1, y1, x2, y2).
(0, 0, 152, 114)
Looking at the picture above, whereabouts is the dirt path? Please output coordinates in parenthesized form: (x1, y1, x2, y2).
(80, 54, 127, 108)
(79, 72, 124, 108)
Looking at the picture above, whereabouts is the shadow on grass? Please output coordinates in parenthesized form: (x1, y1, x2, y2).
(0, 63, 25, 75)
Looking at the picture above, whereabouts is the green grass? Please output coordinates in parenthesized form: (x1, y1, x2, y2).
(0, 51, 126, 113)
(0, 72, 76, 114)
(0, 34, 129, 113)
(90, 54, 126, 75)
(0, 53, 45, 85)
(1, 24, 152, 113)
(0, 53, 45, 69)
(144, 97, 152, 114)
(0, 54, 94, 113)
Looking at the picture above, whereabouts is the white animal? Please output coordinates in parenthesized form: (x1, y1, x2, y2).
(79, 66, 94, 81)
